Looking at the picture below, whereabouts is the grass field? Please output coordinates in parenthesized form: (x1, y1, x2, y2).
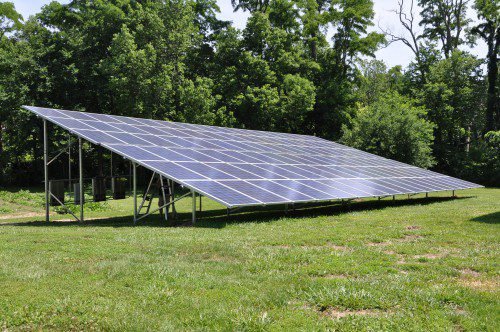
(0, 186, 498, 331)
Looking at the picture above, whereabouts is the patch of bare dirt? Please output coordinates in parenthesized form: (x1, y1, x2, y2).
(319, 274, 350, 279)
(320, 307, 389, 319)
(399, 234, 424, 242)
(366, 234, 425, 248)
(0, 212, 43, 220)
(459, 268, 480, 277)
(326, 243, 351, 251)
(460, 278, 499, 292)
(413, 253, 444, 260)
(383, 250, 407, 265)
(367, 241, 391, 247)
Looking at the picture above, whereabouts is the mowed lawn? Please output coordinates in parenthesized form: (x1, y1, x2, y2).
(0, 187, 498, 331)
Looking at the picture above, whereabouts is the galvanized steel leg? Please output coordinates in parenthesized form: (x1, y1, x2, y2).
(160, 176, 168, 221)
(43, 120, 49, 222)
(171, 181, 176, 218)
(133, 162, 137, 224)
(199, 193, 202, 212)
(79, 137, 84, 223)
(192, 190, 196, 224)
(68, 133, 71, 199)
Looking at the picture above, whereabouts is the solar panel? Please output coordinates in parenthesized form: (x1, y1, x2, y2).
(23, 106, 482, 207)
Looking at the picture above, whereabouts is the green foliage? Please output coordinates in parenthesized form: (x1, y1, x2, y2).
(471, 0, 499, 132)
(55, 200, 110, 214)
(0, 1, 22, 38)
(0, 0, 496, 185)
(342, 92, 435, 168)
(280, 74, 316, 133)
(418, 0, 472, 58)
(461, 131, 500, 186)
(418, 51, 485, 174)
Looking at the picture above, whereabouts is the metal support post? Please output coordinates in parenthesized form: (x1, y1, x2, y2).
(425, 192, 428, 198)
(43, 120, 49, 222)
(129, 161, 132, 193)
(79, 137, 84, 223)
(68, 134, 71, 198)
(192, 190, 196, 224)
(171, 181, 176, 218)
(452, 190, 455, 197)
(392, 195, 395, 200)
(199, 193, 202, 212)
(159, 176, 168, 221)
(133, 162, 137, 224)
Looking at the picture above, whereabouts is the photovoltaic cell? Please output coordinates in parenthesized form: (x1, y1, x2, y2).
(24, 105, 482, 207)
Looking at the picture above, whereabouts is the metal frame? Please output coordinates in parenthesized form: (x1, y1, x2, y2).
(43, 120, 82, 223)
(41, 120, 192, 225)
(136, 191, 191, 222)
(36, 107, 467, 226)
(29, 105, 481, 216)
(43, 120, 49, 222)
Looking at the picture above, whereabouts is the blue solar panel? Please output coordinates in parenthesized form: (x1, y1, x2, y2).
(24, 105, 483, 207)
(247, 180, 314, 201)
(183, 180, 260, 206)
(109, 145, 164, 160)
(219, 181, 289, 203)
(142, 161, 208, 180)
(169, 148, 220, 162)
(176, 162, 236, 180)
(141, 147, 194, 162)
(271, 180, 335, 200)
(206, 163, 263, 179)
(84, 130, 125, 144)
(108, 133, 151, 146)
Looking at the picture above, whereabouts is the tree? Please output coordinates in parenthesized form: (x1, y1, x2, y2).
(471, 0, 500, 132)
(231, 0, 270, 12)
(418, 0, 471, 58)
(0, 1, 22, 39)
(313, 0, 384, 139)
(235, 84, 282, 131)
(342, 91, 435, 168)
(357, 59, 403, 105)
(419, 51, 485, 173)
(297, 0, 330, 61)
(178, 77, 236, 126)
(382, 0, 429, 83)
(279, 74, 316, 133)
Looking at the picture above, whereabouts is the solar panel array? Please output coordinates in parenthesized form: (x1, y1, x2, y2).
(24, 106, 481, 207)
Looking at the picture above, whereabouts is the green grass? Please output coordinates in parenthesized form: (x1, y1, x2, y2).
(0, 187, 498, 331)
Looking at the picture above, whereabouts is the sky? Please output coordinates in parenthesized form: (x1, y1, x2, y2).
(10, 0, 487, 69)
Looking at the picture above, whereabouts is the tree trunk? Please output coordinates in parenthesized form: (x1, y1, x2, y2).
(0, 121, 3, 155)
(310, 32, 317, 61)
(485, 29, 499, 132)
